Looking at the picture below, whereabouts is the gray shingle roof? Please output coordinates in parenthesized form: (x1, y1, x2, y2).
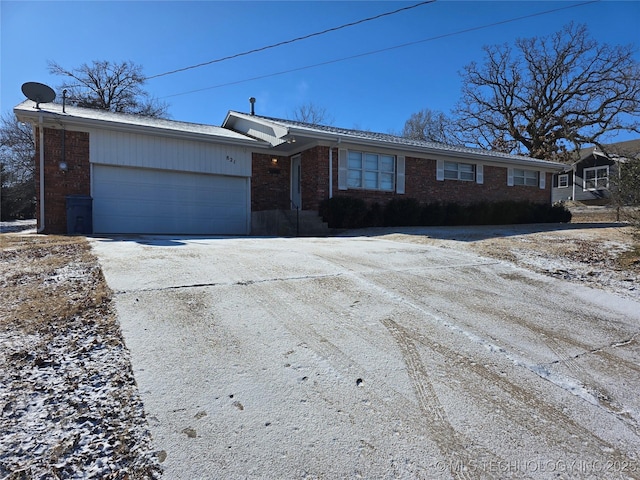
(234, 112, 564, 168)
(14, 101, 262, 144)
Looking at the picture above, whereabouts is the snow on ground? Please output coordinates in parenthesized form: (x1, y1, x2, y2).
(1, 219, 639, 479)
(0, 220, 36, 234)
(0, 234, 161, 479)
(91, 227, 640, 479)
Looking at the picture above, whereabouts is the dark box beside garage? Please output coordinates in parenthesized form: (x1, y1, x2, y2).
(66, 195, 93, 235)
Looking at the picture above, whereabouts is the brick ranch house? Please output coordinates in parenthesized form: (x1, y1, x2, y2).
(14, 100, 565, 235)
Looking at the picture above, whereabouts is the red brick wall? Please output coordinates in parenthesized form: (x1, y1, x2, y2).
(253, 147, 551, 213)
(300, 146, 329, 211)
(251, 153, 291, 211)
(403, 159, 550, 205)
(35, 128, 90, 234)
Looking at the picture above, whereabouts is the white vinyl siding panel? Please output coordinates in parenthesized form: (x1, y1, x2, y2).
(92, 165, 249, 235)
(90, 130, 251, 177)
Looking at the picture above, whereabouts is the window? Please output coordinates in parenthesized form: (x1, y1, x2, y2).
(558, 174, 569, 188)
(583, 166, 608, 191)
(513, 169, 539, 186)
(444, 161, 475, 181)
(347, 151, 395, 191)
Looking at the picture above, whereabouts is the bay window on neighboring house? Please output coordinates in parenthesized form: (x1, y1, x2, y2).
(583, 166, 609, 191)
(340, 149, 405, 193)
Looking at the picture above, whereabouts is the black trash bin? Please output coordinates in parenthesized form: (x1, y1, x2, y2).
(66, 195, 93, 235)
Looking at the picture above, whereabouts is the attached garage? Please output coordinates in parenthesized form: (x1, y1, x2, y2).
(92, 165, 249, 234)
(14, 101, 266, 235)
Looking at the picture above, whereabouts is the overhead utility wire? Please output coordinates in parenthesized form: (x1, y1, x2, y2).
(145, 0, 436, 80)
(162, 0, 600, 99)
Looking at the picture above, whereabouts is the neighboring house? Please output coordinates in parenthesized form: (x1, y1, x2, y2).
(15, 100, 565, 235)
(552, 139, 640, 204)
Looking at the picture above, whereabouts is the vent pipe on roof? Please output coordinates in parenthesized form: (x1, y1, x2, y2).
(249, 97, 256, 116)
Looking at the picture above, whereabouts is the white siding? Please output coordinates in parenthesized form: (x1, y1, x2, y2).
(89, 129, 251, 177)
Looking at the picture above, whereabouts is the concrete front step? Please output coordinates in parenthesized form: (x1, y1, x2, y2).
(251, 210, 330, 236)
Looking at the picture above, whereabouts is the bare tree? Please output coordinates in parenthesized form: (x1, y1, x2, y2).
(49, 60, 169, 117)
(401, 108, 459, 144)
(0, 114, 36, 219)
(290, 102, 333, 125)
(605, 141, 640, 225)
(455, 23, 640, 160)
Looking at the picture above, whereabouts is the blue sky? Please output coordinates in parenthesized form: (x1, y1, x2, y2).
(2, 1, 639, 140)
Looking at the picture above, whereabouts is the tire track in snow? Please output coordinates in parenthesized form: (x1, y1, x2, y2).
(397, 317, 640, 473)
(248, 278, 507, 479)
(381, 317, 500, 480)
(306, 250, 640, 474)
(368, 260, 640, 436)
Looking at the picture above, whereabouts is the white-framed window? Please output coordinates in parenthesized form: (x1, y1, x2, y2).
(558, 174, 569, 188)
(444, 161, 475, 181)
(583, 166, 609, 191)
(513, 168, 539, 186)
(347, 150, 395, 191)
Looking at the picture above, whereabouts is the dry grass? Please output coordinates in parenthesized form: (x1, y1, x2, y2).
(0, 235, 111, 336)
(0, 234, 161, 478)
(617, 243, 640, 270)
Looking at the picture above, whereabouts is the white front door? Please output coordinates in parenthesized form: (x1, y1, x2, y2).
(291, 155, 301, 210)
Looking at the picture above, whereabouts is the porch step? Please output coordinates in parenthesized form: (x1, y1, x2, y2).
(251, 210, 330, 236)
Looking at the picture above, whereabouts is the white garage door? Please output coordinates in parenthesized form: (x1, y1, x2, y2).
(93, 165, 249, 234)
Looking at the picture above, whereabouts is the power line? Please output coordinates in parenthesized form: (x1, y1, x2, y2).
(162, 0, 601, 100)
(144, 1, 436, 81)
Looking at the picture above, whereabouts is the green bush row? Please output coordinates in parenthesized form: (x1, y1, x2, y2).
(319, 197, 572, 229)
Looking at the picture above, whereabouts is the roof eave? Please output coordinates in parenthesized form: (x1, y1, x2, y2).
(15, 105, 267, 148)
(286, 127, 565, 171)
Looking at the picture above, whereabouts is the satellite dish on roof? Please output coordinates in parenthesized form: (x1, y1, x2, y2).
(21, 82, 56, 109)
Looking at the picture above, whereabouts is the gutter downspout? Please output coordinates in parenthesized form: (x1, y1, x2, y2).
(37, 115, 45, 233)
(329, 138, 341, 199)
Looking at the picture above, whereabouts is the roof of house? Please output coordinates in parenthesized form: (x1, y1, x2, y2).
(14, 100, 265, 147)
(223, 111, 566, 171)
(571, 138, 640, 165)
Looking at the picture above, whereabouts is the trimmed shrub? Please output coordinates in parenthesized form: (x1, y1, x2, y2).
(319, 196, 368, 229)
(383, 198, 422, 226)
(420, 203, 446, 226)
(549, 203, 573, 223)
(319, 197, 572, 229)
(364, 202, 384, 227)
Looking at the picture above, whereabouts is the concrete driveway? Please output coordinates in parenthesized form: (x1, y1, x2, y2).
(91, 233, 640, 479)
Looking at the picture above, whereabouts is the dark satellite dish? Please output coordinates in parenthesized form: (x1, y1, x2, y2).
(21, 82, 56, 109)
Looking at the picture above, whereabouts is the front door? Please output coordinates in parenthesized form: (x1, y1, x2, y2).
(290, 155, 301, 210)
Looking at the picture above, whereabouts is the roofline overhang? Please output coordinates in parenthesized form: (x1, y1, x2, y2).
(224, 110, 566, 171)
(15, 104, 268, 149)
